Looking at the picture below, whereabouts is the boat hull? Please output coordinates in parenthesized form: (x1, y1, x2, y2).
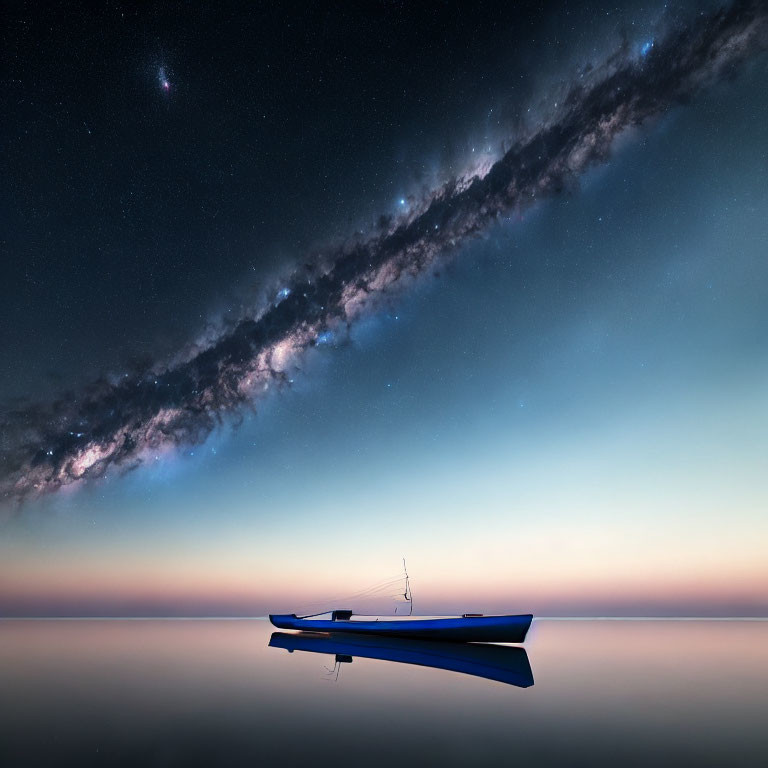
(270, 631, 534, 688)
(268, 613, 533, 643)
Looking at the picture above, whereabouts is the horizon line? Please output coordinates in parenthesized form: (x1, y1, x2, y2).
(1, 615, 767, 621)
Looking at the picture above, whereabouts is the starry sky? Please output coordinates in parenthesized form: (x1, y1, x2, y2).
(1, 1, 767, 617)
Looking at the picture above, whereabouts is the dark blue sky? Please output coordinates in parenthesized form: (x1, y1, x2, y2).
(1, 1, 766, 616)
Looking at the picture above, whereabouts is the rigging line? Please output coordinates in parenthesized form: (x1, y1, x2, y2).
(297, 576, 408, 609)
(294, 564, 414, 616)
(345, 575, 410, 592)
(294, 578, 410, 615)
(310, 575, 407, 603)
(296, 585, 405, 612)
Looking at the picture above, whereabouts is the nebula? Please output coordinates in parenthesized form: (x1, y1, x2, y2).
(2, 0, 766, 503)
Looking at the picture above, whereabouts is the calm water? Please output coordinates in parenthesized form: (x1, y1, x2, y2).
(1, 618, 766, 767)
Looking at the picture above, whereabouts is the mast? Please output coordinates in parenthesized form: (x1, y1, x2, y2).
(403, 557, 413, 616)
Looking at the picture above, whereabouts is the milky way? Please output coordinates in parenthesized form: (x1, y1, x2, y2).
(2, 0, 767, 504)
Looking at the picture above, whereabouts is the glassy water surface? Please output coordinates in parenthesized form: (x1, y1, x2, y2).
(1, 619, 766, 767)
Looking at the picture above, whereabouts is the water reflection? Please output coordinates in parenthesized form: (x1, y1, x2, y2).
(270, 631, 534, 688)
(1, 619, 767, 767)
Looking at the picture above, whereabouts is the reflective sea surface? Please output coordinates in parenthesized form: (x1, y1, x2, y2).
(2, 618, 766, 767)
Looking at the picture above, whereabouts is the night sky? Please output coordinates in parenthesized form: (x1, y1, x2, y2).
(2, 1, 767, 617)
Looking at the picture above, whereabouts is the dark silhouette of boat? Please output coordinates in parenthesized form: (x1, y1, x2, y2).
(269, 611, 533, 643)
(269, 631, 534, 688)
(270, 563, 532, 644)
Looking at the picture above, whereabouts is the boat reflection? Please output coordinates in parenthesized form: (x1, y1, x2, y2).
(269, 631, 534, 688)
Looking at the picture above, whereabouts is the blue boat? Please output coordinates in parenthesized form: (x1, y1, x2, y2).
(268, 610, 533, 643)
(269, 631, 534, 688)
